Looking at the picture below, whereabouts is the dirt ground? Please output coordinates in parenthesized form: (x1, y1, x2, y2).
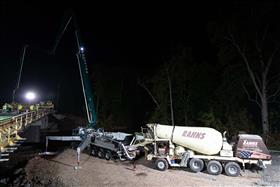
(22, 149, 280, 187)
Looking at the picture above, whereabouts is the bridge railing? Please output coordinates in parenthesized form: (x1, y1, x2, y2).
(0, 110, 50, 155)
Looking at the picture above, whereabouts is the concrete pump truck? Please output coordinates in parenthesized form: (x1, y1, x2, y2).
(41, 12, 143, 166)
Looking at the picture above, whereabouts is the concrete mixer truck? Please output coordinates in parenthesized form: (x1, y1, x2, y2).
(141, 123, 272, 177)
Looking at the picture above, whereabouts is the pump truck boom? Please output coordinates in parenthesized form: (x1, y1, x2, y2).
(50, 13, 96, 128)
(41, 12, 143, 166)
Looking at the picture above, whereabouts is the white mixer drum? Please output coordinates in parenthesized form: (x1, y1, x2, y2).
(150, 124, 223, 155)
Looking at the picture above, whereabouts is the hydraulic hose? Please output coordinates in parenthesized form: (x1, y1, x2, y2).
(119, 143, 136, 160)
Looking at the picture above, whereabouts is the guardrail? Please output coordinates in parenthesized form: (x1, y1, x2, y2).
(0, 110, 50, 160)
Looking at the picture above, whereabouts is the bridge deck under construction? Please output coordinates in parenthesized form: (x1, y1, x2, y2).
(0, 110, 51, 161)
(0, 115, 14, 121)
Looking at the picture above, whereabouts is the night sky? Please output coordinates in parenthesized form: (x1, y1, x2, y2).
(0, 3, 210, 93)
(1, 1, 277, 118)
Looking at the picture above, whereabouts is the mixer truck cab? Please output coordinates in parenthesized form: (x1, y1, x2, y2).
(143, 123, 272, 177)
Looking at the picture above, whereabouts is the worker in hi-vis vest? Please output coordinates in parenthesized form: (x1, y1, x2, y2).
(29, 104, 35, 111)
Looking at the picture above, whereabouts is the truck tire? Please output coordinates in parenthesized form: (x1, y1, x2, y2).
(155, 159, 168, 171)
(189, 158, 204, 172)
(91, 147, 98, 157)
(207, 160, 223, 175)
(224, 162, 241, 177)
(105, 151, 112, 160)
(98, 149, 105, 159)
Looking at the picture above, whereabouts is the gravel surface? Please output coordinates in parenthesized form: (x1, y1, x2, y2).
(258, 152, 280, 186)
(23, 149, 280, 187)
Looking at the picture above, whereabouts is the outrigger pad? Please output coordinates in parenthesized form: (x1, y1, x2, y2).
(235, 134, 271, 160)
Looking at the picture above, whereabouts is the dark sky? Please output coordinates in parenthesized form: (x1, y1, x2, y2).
(1, 1, 273, 113)
(0, 2, 213, 103)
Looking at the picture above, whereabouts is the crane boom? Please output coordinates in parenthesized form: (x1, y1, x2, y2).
(40, 12, 142, 169)
(75, 29, 96, 127)
(51, 13, 96, 128)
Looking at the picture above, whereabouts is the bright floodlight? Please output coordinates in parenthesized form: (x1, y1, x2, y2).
(25, 91, 36, 101)
(80, 47, 84, 51)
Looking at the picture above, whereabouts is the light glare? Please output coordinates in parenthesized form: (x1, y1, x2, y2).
(25, 91, 36, 101)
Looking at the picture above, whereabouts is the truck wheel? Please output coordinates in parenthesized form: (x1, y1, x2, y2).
(224, 162, 241, 177)
(91, 147, 98, 157)
(189, 158, 204, 172)
(98, 149, 105, 159)
(105, 151, 112, 160)
(207, 160, 223, 175)
(155, 159, 168, 171)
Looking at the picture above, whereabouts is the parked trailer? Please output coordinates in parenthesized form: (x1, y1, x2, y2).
(142, 123, 272, 177)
